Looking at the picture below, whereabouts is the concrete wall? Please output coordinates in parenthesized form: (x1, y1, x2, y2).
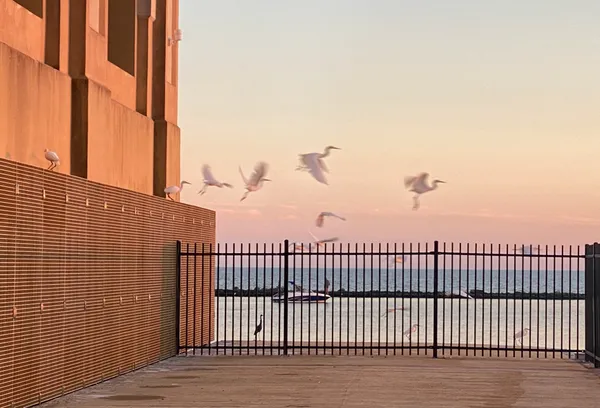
(87, 81, 154, 194)
(0, 41, 71, 172)
(0, 0, 182, 198)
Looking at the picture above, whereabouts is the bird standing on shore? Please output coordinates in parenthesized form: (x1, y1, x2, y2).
(44, 149, 60, 171)
(254, 314, 263, 338)
(297, 146, 341, 185)
(198, 164, 233, 195)
(404, 324, 420, 340)
(403, 172, 446, 210)
(239, 161, 271, 202)
(514, 328, 530, 346)
(164, 181, 191, 201)
(315, 211, 346, 227)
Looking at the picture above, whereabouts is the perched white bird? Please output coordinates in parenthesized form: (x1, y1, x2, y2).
(404, 324, 420, 340)
(315, 211, 346, 228)
(44, 149, 60, 171)
(297, 146, 341, 185)
(514, 328, 530, 346)
(198, 164, 233, 195)
(239, 161, 271, 202)
(403, 172, 446, 210)
(308, 231, 339, 248)
(164, 180, 191, 201)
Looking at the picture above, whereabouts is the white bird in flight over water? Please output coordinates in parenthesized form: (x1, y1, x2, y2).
(315, 211, 346, 228)
(297, 146, 341, 185)
(386, 255, 405, 266)
(404, 172, 446, 210)
(44, 149, 60, 171)
(198, 164, 233, 195)
(164, 181, 191, 201)
(308, 231, 339, 248)
(239, 161, 271, 202)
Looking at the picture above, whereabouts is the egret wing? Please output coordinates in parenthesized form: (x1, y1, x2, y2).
(249, 161, 268, 185)
(304, 154, 328, 184)
(202, 165, 219, 184)
(403, 176, 417, 188)
(318, 158, 329, 173)
(238, 166, 249, 185)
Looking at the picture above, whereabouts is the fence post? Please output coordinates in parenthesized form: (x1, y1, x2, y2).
(283, 239, 289, 356)
(432, 240, 439, 358)
(585, 244, 592, 363)
(175, 240, 182, 354)
(594, 243, 600, 368)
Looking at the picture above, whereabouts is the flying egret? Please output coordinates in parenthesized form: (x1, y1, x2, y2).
(297, 146, 341, 185)
(44, 149, 60, 171)
(404, 323, 420, 340)
(254, 314, 263, 337)
(197, 164, 233, 195)
(308, 231, 339, 248)
(289, 242, 312, 252)
(239, 161, 271, 202)
(164, 181, 191, 201)
(403, 172, 446, 210)
(315, 211, 346, 228)
(381, 306, 408, 317)
(514, 245, 539, 255)
(514, 328, 530, 346)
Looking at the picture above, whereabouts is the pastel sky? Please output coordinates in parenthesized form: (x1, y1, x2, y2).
(178, 0, 600, 246)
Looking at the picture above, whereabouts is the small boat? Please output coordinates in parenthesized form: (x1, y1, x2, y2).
(271, 281, 331, 303)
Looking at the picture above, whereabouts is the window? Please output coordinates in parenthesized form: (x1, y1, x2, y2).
(13, 0, 43, 18)
(107, 0, 135, 75)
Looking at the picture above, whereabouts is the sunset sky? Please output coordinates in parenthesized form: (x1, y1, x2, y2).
(177, 1, 600, 245)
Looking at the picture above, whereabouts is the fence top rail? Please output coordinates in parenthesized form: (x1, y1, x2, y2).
(179, 250, 585, 258)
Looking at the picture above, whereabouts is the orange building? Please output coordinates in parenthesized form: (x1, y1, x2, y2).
(0, 0, 181, 199)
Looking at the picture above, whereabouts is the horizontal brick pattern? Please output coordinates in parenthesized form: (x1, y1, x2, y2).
(0, 158, 215, 408)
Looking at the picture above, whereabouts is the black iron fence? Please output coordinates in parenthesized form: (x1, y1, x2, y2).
(178, 240, 588, 359)
(585, 242, 600, 367)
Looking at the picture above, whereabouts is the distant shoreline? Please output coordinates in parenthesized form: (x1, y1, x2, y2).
(214, 289, 585, 300)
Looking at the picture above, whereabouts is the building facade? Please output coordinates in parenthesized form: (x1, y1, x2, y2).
(0, 0, 181, 199)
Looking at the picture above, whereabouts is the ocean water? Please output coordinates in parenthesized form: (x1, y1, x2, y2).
(210, 297, 584, 350)
(207, 267, 585, 295)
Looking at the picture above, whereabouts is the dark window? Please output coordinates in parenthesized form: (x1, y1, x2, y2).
(14, 0, 43, 18)
(107, 0, 135, 76)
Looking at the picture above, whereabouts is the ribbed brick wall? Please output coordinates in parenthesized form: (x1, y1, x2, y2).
(0, 158, 215, 408)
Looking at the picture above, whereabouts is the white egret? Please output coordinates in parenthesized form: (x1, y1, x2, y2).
(239, 161, 271, 202)
(404, 323, 420, 340)
(514, 328, 530, 346)
(164, 181, 191, 201)
(315, 211, 346, 227)
(308, 231, 339, 248)
(381, 306, 408, 317)
(289, 242, 312, 252)
(198, 164, 233, 195)
(44, 149, 60, 171)
(404, 172, 446, 210)
(297, 146, 341, 185)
